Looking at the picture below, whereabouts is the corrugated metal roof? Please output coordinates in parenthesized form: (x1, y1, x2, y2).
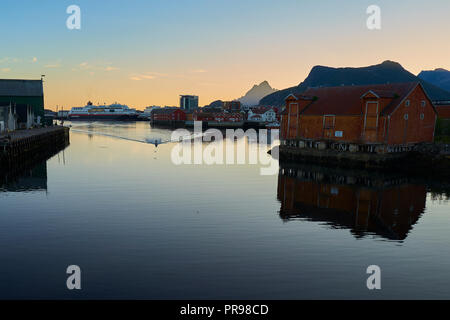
(295, 82, 418, 116)
(0, 79, 43, 96)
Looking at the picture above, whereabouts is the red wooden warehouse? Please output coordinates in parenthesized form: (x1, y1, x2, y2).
(434, 101, 450, 119)
(280, 82, 437, 153)
(151, 108, 186, 125)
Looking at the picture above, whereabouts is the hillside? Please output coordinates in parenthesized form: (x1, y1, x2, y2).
(260, 61, 450, 106)
(203, 100, 224, 108)
(418, 68, 450, 93)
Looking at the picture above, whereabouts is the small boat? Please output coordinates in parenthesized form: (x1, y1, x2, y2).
(266, 122, 280, 129)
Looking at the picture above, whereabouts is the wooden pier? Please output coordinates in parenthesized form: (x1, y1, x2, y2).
(276, 142, 450, 178)
(0, 126, 70, 171)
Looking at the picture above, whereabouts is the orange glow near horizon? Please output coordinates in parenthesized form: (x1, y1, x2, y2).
(0, 0, 449, 111)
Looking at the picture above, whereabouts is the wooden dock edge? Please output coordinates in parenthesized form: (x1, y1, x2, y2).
(274, 144, 450, 179)
(0, 127, 70, 171)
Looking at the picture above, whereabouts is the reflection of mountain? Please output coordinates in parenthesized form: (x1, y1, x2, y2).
(277, 165, 428, 241)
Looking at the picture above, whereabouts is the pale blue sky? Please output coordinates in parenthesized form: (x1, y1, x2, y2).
(0, 0, 449, 108)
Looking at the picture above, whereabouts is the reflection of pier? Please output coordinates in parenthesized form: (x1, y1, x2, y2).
(277, 165, 427, 241)
(1, 139, 68, 193)
(0, 161, 47, 192)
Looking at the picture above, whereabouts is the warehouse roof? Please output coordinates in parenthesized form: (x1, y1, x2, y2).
(151, 107, 184, 114)
(0, 79, 43, 97)
(288, 82, 423, 116)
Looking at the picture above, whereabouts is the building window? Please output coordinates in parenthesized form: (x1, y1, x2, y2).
(420, 113, 425, 120)
(421, 100, 426, 107)
(323, 115, 335, 129)
(404, 113, 409, 120)
(405, 100, 410, 107)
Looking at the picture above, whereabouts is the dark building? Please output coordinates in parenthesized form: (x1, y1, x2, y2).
(0, 104, 13, 132)
(0, 79, 44, 124)
(15, 104, 34, 129)
(223, 101, 241, 112)
(180, 95, 199, 111)
(193, 107, 223, 122)
(0, 103, 34, 132)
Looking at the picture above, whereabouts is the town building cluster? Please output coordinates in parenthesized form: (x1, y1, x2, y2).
(150, 95, 282, 128)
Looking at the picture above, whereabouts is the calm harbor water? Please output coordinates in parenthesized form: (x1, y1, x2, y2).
(1, 121, 450, 299)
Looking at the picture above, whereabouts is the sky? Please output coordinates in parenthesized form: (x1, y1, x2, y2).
(0, 0, 449, 110)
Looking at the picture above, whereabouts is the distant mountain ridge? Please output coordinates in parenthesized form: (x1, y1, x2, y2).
(238, 80, 277, 106)
(418, 68, 450, 93)
(203, 100, 224, 108)
(260, 61, 450, 106)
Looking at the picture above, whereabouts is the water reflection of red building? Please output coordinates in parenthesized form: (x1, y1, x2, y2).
(277, 168, 427, 240)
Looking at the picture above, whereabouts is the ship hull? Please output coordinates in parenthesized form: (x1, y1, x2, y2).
(68, 114, 139, 121)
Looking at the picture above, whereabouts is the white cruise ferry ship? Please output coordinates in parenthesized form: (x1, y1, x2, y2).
(68, 102, 138, 121)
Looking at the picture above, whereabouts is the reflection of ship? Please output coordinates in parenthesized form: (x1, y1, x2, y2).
(68, 101, 138, 121)
(277, 165, 428, 241)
